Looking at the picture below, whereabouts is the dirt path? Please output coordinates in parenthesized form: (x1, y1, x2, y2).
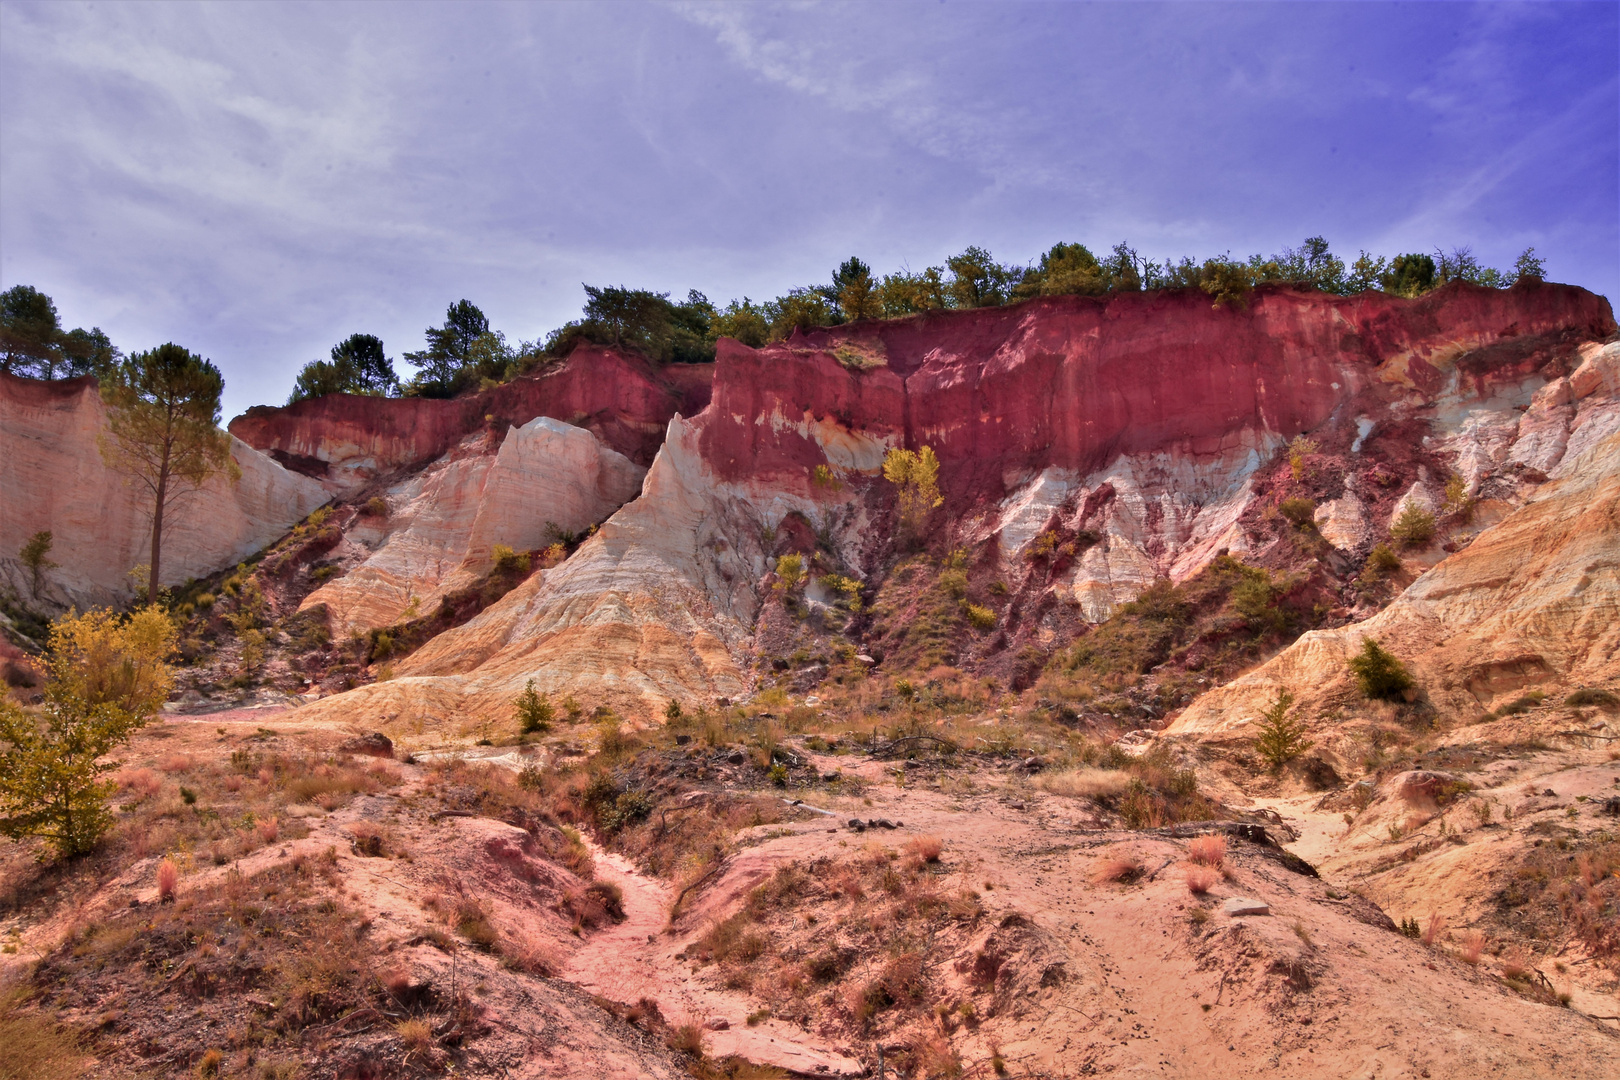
(562, 837, 867, 1077)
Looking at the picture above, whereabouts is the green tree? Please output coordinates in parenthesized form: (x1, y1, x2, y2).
(883, 445, 944, 537)
(1021, 242, 1108, 297)
(1389, 501, 1436, 549)
(878, 267, 949, 316)
(1275, 236, 1346, 293)
(289, 332, 400, 403)
(764, 288, 833, 341)
(830, 257, 880, 322)
(18, 531, 58, 599)
(712, 297, 770, 347)
(1381, 254, 1437, 297)
(99, 343, 236, 592)
(946, 246, 1020, 308)
(1346, 250, 1389, 294)
(1253, 689, 1313, 771)
(0, 606, 175, 858)
(1348, 636, 1414, 700)
(1513, 247, 1546, 282)
(515, 679, 553, 734)
(61, 326, 121, 380)
(404, 299, 489, 397)
(0, 284, 63, 377)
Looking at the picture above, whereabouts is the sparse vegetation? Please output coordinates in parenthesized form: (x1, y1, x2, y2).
(1253, 690, 1313, 771)
(883, 446, 944, 538)
(0, 607, 175, 858)
(515, 678, 554, 733)
(1348, 637, 1414, 701)
(1389, 502, 1436, 549)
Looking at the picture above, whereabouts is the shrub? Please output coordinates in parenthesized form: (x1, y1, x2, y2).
(1095, 853, 1143, 884)
(491, 543, 527, 573)
(515, 679, 554, 733)
(962, 602, 996, 630)
(1253, 690, 1313, 771)
(1286, 436, 1319, 481)
(1364, 544, 1401, 578)
(906, 835, 943, 863)
(774, 553, 806, 591)
(1278, 497, 1316, 528)
(0, 606, 175, 858)
(1037, 769, 1132, 800)
(362, 496, 389, 518)
(883, 446, 944, 537)
(1389, 502, 1436, 549)
(811, 463, 840, 490)
(1349, 637, 1414, 700)
(1565, 688, 1619, 709)
(394, 1017, 433, 1052)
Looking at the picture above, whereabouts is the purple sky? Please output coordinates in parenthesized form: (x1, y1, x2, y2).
(3, 1, 1616, 420)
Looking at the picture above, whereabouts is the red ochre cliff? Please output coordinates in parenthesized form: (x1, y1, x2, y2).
(228, 345, 714, 489)
(263, 279, 1615, 732)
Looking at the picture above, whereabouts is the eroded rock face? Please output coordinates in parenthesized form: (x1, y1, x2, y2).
(1, 374, 329, 606)
(1166, 428, 1620, 742)
(228, 346, 712, 492)
(300, 416, 645, 636)
(288, 280, 1616, 729)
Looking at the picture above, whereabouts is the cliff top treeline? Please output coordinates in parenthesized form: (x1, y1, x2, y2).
(1, 235, 1551, 405)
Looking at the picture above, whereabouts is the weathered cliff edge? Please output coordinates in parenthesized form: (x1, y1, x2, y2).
(0, 373, 329, 606)
(228, 346, 713, 490)
(280, 281, 1616, 734)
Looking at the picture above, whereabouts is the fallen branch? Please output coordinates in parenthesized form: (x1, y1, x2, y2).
(670, 855, 727, 917)
(867, 735, 959, 760)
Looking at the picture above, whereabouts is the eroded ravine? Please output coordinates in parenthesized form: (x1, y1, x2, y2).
(561, 835, 868, 1077)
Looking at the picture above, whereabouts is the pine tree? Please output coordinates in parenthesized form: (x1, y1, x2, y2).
(1254, 689, 1313, 772)
(99, 344, 236, 592)
(515, 679, 553, 734)
(1348, 637, 1414, 700)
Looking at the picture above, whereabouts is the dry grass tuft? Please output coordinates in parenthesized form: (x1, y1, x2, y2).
(905, 835, 943, 863)
(1187, 834, 1226, 867)
(1037, 768, 1132, 800)
(1458, 928, 1486, 965)
(156, 858, 178, 902)
(394, 1016, 434, 1053)
(1095, 853, 1144, 884)
(0, 990, 86, 1080)
(1185, 865, 1218, 895)
(1421, 911, 1446, 946)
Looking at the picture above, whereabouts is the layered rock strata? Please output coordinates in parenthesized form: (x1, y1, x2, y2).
(301, 416, 646, 636)
(1, 373, 328, 606)
(285, 281, 1615, 730)
(229, 346, 712, 492)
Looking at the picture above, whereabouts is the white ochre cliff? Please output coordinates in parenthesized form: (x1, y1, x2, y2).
(1, 374, 328, 607)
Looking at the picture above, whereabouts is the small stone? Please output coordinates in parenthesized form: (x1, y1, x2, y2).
(847, 819, 867, 831)
(704, 1017, 730, 1031)
(856, 655, 875, 665)
(674, 734, 691, 745)
(727, 751, 746, 765)
(1222, 897, 1271, 917)
(805, 695, 821, 706)
(822, 772, 840, 782)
